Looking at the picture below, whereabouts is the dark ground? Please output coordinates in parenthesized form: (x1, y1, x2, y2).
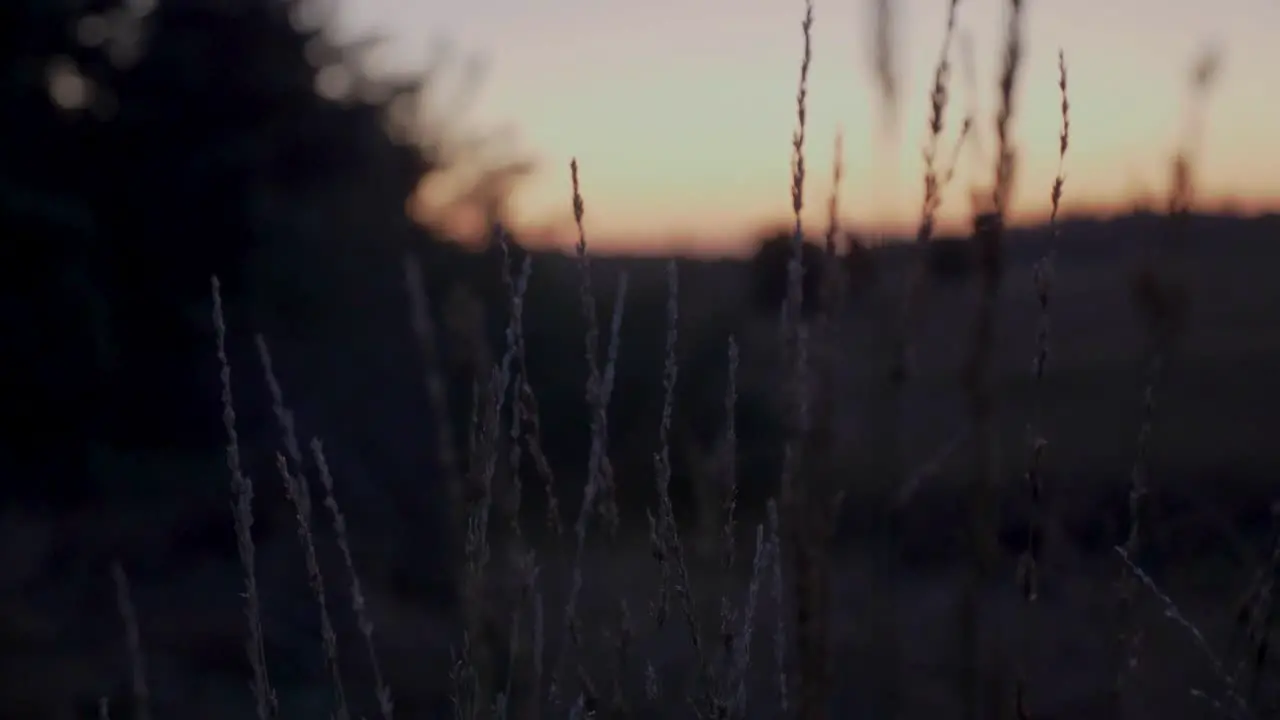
(3, 213, 1280, 719)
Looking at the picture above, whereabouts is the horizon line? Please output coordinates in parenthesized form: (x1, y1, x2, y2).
(439, 202, 1280, 259)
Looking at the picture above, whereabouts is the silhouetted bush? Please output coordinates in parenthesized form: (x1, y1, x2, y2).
(925, 237, 973, 282)
(748, 230, 828, 319)
(844, 231, 880, 294)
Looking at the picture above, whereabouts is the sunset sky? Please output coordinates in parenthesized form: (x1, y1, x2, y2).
(330, 0, 1279, 255)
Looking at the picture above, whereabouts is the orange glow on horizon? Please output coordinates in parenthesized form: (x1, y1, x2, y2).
(422, 184, 1280, 257)
(338, 0, 1280, 257)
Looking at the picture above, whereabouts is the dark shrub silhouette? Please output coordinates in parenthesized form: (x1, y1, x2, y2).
(844, 231, 880, 294)
(748, 229, 829, 319)
(925, 236, 973, 282)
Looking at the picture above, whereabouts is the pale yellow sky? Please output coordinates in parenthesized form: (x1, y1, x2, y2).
(330, 0, 1279, 255)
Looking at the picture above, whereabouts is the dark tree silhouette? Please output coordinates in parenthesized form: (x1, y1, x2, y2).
(0, 0, 465, 512)
(0, 3, 521, 714)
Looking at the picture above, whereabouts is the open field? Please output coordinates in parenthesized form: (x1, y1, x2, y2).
(3, 0, 1279, 717)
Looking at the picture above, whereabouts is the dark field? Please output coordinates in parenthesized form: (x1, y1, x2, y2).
(6, 214, 1280, 719)
(4, 0, 1279, 717)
